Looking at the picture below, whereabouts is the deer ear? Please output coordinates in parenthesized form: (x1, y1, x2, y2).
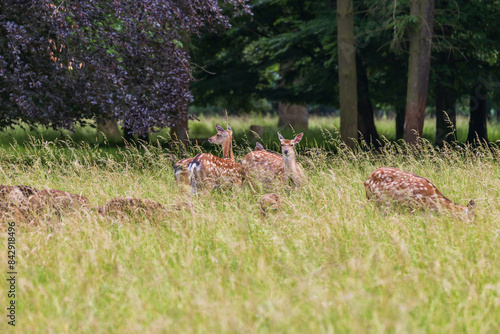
(277, 132, 284, 142)
(227, 125, 233, 134)
(467, 199, 476, 209)
(293, 133, 304, 144)
(215, 124, 224, 132)
(255, 142, 264, 150)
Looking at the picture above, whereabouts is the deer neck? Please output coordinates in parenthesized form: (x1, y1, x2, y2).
(222, 134, 234, 160)
(283, 154, 303, 186)
(435, 195, 463, 213)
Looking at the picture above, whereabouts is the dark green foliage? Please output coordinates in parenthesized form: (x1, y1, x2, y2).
(191, 0, 338, 112)
(0, 0, 250, 134)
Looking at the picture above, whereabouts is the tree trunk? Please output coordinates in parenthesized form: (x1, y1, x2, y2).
(395, 105, 406, 140)
(356, 53, 380, 148)
(337, 0, 358, 147)
(403, 0, 435, 144)
(435, 27, 457, 147)
(467, 81, 489, 144)
(277, 103, 309, 130)
(277, 60, 309, 131)
(170, 116, 190, 149)
(97, 118, 122, 144)
(435, 83, 457, 146)
(170, 32, 191, 148)
(435, 75, 457, 146)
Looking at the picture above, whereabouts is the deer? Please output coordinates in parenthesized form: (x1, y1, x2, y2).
(241, 133, 305, 188)
(364, 167, 475, 216)
(187, 125, 242, 194)
(174, 124, 235, 184)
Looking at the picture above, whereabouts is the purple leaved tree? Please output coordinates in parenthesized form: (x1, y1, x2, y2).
(0, 0, 250, 141)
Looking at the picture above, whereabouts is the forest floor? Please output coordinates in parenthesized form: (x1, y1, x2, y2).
(0, 116, 500, 333)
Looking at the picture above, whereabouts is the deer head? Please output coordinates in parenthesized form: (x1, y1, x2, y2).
(278, 132, 303, 159)
(209, 124, 232, 144)
(277, 132, 304, 187)
(209, 124, 234, 160)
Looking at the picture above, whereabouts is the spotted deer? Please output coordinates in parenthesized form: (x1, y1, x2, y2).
(364, 167, 475, 215)
(174, 124, 235, 184)
(242, 133, 305, 188)
(241, 141, 283, 182)
(187, 125, 242, 194)
(278, 133, 305, 188)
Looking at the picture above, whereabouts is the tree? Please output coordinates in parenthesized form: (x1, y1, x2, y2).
(434, 53, 457, 146)
(337, 0, 358, 147)
(190, 0, 340, 125)
(431, 0, 500, 146)
(467, 80, 489, 144)
(277, 60, 309, 130)
(191, 0, 385, 144)
(0, 0, 250, 136)
(403, 0, 435, 144)
(356, 52, 380, 147)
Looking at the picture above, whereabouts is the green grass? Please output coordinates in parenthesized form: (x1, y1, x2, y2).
(2, 115, 500, 152)
(1, 119, 500, 333)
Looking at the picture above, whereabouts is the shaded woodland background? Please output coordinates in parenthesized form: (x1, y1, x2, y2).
(1, 0, 499, 148)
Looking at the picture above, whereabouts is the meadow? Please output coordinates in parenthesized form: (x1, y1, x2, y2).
(1, 115, 500, 333)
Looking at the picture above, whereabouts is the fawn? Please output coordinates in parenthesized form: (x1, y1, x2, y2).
(187, 125, 241, 194)
(364, 167, 475, 215)
(241, 133, 304, 188)
(174, 124, 234, 184)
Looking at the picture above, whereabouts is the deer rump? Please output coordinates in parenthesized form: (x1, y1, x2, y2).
(173, 158, 193, 184)
(188, 153, 241, 191)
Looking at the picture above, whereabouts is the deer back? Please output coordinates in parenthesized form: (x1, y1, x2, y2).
(241, 150, 284, 179)
(174, 124, 233, 184)
(188, 153, 242, 193)
(364, 167, 471, 213)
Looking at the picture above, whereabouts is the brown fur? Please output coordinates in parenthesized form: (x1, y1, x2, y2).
(174, 124, 235, 184)
(259, 193, 283, 217)
(1, 186, 90, 226)
(28, 189, 90, 211)
(241, 133, 305, 188)
(188, 125, 241, 194)
(364, 167, 475, 215)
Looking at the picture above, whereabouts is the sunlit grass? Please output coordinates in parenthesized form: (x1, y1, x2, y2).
(0, 133, 499, 333)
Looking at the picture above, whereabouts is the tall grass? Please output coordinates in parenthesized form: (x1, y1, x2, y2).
(2, 115, 500, 152)
(1, 128, 500, 333)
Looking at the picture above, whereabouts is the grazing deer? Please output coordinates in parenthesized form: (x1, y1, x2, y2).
(364, 167, 475, 215)
(174, 124, 235, 184)
(188, 125, 241, 194)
